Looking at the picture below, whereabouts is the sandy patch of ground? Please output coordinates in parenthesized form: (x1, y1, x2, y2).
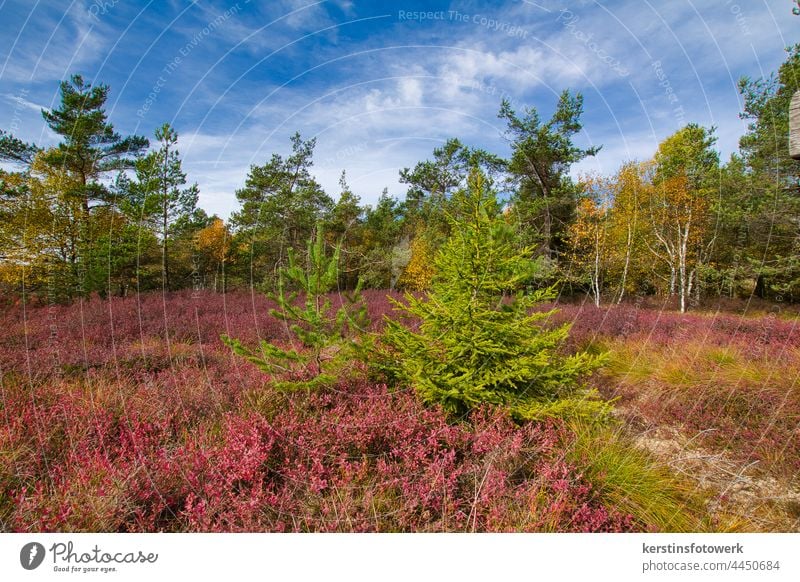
(633, 426, 800, 532)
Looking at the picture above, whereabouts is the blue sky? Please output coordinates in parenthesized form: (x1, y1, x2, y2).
(0, 0, 796, 219)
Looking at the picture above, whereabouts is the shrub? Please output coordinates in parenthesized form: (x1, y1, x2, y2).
(383, 171, 608, 420)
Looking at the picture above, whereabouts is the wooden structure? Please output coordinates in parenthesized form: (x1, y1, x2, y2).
(792, 90, 800, 160)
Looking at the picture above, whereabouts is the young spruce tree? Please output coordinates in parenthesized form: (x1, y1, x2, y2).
(384, 170, 609, 421)
(222, 226, 368, 391)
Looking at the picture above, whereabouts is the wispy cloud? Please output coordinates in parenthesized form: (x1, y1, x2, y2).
(2, 92, 46, 113)
(0, 2, 108, 85)
(0, 0, 795, 219)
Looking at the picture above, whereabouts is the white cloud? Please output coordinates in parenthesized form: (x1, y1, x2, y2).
(1, 92, 46, 113)
(2, 0, 795, 223)
(0, 3, 108, 85)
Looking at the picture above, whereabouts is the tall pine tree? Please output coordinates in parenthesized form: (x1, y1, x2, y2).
(2, 75, 148, 296)
(122, 123, 198, 290)
(499, 92, 599, 263)
(231, 133, 333, 288)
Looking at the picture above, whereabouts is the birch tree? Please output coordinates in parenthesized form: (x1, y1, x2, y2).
(646, 125, 719, 312)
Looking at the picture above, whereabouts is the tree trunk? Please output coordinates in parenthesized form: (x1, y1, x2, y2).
(618, 224, 632, 304)
(163, 207, 169, 290)
(693, 268, 701, 304)
(79, 171, 90, 296)
(678, 252, 685, 313)
(669, 267, 676, 295)
(755, 274, 766, 299)
(593, 228, 601, 307)
(162, 142, 170, 291)
(542, 204, 552, 260)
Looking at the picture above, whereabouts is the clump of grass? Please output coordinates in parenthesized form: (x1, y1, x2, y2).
(703, 347, 738, 366)
(565, 420, 708, 532)
(602, 346, 654, 383)
(607, 339, 800, 390)
(598, 338, 800, 478)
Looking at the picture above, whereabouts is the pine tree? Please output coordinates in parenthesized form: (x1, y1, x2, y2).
(122, 123, 198, 290)
(359, 189, 404, 289)
(231, 133, 333, 287)
(2, 74, 148, 296)
(499, 92, 599, 262)
(222, 226, 368, 391)
(326, 171, 365, 289)
(383, 171, 609, 421)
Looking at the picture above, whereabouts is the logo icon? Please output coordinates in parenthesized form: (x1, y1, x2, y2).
(20, 542, 46, 570)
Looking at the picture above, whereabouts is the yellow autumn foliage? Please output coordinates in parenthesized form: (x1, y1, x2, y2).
(399, 235, 435, 291)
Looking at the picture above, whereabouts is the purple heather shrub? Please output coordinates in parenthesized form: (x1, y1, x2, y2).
(5, 290, 796, 531)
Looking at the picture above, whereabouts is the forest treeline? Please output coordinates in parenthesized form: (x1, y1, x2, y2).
(1, 45, 798, 310)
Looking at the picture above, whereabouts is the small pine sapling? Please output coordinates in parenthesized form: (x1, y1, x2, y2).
(222, 227, 369, 390)
(383, 170, 610, 421)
